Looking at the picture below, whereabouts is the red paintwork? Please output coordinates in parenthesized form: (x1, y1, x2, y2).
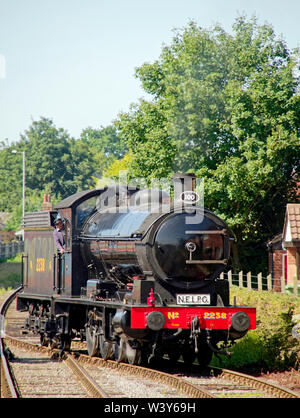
(131, 306, 256, 330)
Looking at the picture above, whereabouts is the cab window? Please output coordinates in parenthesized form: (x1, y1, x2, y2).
(75, 197, 97, 229)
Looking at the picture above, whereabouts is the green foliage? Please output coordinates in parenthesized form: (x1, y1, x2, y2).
(115, 100, 176, 182)
(0, 118, 122, 230)
(102, 151, 134, 181)
(4, 204, 22, 232)
(114, 15, 300, 272)
(5, 254, 22, 263)
(0, 138, 24, 213)
(79, 125, 126, 178)
(0, 257, 21, 289)
(5, 190, 61, 232)
(212, 287, 300, 372)
(18, 117, 83, 198)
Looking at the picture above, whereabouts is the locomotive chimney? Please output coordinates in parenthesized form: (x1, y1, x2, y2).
(173, 173, 196, 204)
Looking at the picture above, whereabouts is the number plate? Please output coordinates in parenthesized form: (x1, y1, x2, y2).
(176, 294, 211, 305)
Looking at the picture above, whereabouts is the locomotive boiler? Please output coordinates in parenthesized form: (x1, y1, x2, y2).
(16, 173, 256, 367)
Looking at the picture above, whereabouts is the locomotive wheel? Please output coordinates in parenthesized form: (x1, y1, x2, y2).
(40, 333, 49, 347)
(125, 341, 142, 365)
(114, 337, 126, 363)
(50, 336, 60, 349)
(86, 325, 100, 357)
(61, 335, 71, 351)
(99, 333, 114, 360)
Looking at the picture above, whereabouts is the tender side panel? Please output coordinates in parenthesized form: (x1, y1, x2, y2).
(23, 231, 56, 295)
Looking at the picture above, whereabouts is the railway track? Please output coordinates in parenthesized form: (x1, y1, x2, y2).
(1, 288, 107, 398)
(1, 287, 299, 399)
(1, 288, 213, 398)
(4, 336, 213, 398)
(176, 364, 300, 398)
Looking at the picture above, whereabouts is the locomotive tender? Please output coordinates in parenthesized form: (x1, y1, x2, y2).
(17, 173, 256, 366)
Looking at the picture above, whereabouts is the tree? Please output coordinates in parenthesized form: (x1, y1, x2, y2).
(0, 138, 23, 212)
(115, 16, 300, 272)
(79, 125, 126, 179)
(0, 117, 94, 229)
(17, 117, 78, 198)
(102, 151, 134, 180)
(5, 190, 61, 231)
(0, 119, 126, 230)
(115, 100, 176, 182)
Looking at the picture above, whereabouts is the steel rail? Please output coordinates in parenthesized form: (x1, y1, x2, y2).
(5, 336, 215, 398)
(3, 336, 109, 398)
(5, 330, 300, 399)
(64, 353, 110, 398)
(0, 336, 19, 397)
(74, 353, 216, 398)
(210, 366, 300, 399)
(0, 286, 23, 398)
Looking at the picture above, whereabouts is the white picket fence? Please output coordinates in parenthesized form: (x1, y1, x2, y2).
(0, 242, 24, 261)
(221, 270, 300, 297)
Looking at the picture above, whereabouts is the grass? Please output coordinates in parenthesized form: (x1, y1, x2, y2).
(0, 254, 22, 290)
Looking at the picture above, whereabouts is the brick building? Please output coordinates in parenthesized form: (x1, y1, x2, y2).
(268, 204, 300, 287)
(267, 233, 287, 284)
(282, 204, 300, 285)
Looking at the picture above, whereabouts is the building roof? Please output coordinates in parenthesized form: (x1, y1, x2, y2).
(267, 233, 282, 245)
(283, 204, 300, 246)
(267, 233, 284, 251)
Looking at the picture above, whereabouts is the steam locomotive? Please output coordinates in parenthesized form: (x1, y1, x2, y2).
(16, 173, 256, 366)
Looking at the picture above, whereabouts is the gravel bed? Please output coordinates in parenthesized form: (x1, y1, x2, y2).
(7, 345, 89, 398)
(178, 373, 275, 398)
(259, 369, 300, 394)
(83, 364, 188, 398)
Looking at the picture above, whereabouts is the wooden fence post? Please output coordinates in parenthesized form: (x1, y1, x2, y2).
(257, 273, 262, 291)
(247, 271, 252, 290)
(239, 271, 243, 288)
(281, 276, 285, 294)
(228, 270, 232, 286)
(293, 276, 298, 296)
(267, 274, 272, 291)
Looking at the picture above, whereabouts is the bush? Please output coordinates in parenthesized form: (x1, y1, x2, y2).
(211, 287, 300, 372)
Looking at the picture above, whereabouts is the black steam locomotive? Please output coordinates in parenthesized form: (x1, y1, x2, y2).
(17, 173, 256, 366)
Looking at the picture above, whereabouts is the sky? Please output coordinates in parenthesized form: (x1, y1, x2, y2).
(0, 0, 299, 144)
